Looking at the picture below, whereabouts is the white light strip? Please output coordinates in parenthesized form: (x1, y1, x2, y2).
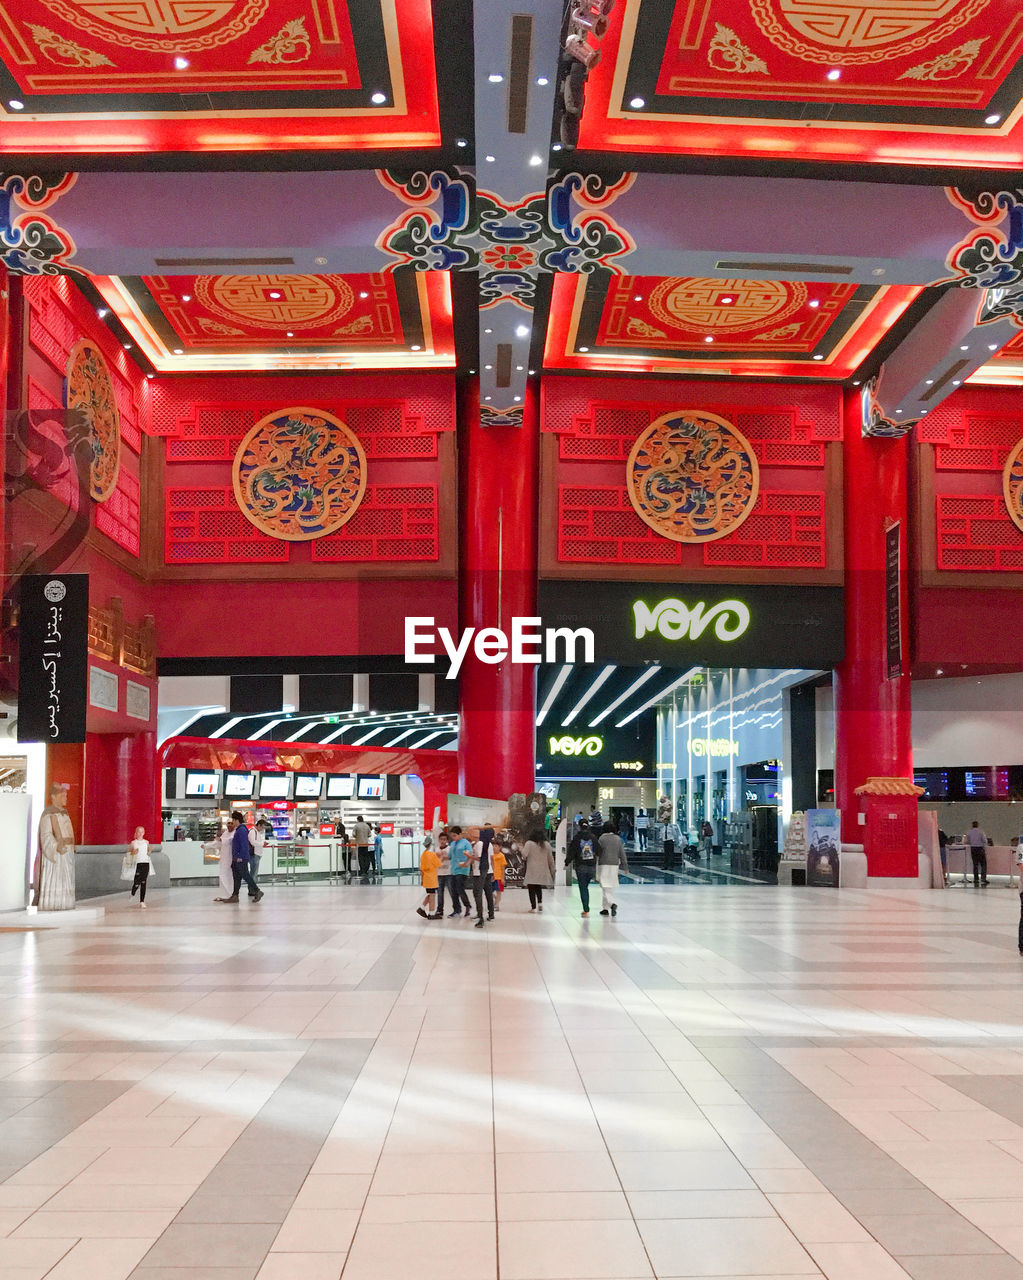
(535, 666, 572, 727)
(210, 716, 241, 738)
(319, 725, 348, 744)
(562, 665, 615, 725)
(409, 730, 449, 749)
(382, 727, 421, 748)
(351, 727, 384, 746)
(283, 720, 321, 743)
(590, 666, 661, 726)
(616, 667, 701, 728)
(247, 718, 284, 740)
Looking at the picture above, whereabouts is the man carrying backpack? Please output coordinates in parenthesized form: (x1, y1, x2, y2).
(566, 819, 599, 917)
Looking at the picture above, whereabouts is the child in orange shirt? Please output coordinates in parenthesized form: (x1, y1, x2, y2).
(417, 845, 441, 920)
(490, 842, 507, 912)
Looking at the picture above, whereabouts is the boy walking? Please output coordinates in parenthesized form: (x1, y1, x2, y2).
(417, 843, 440, 920)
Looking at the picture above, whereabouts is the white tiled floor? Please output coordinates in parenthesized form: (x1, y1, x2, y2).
(3, 881, 1023, 1279)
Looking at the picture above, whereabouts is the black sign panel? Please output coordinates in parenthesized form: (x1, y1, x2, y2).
(17, 574, 89, 743)
(885, 522, 902, 681)
(536, 717, 655, 779)
(537, 580, 844, 669)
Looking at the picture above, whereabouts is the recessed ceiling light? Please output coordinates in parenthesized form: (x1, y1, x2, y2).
(359, 291, 368, 299)
(529, 368, 536, 374)
(704, 335, 714, 343)
(896, 408, 903, 414)
(952, 379, 961, 385)
(269, 291, 281, 298)
(173, 348, 183, 354)
(97, 308, 109, 318)
(456, 137, 468, 147)
(484, 395, 492, 401)
(315, 256, 327, 265)
(852, 380, 860, 386)
(181, 294, 191, 302)
(485, 154, 496, 162)
(146, 373, 154, 380)
(579, 346, 589, 352)
(809, 299, 820, 308)
(552, 143, 562, 151)
(469, 368, 476, 374)
(536, 76, 549, 86)
(123, 343, 131, 350)
(484, 363, 493, 370)
(986, 113, 1002, 124)
(515, 324, 529, 338)
(8, 99, 24, 110)
(529, 154, 543, 166)
(370, 91, 387, 104)
(826, 68, 841, 80)
(720, 296, 733, 304)
(174, 56, 189, 70)
(872, 267, 885, 275)
(514, 395, 521, 402)
(286, 331, 294, 337)
(411, 344, 421, 351)
(988, 342, 998, 350)
(812, 354, 824, 360)
(960, 344, 969, 351)
(484, 328, 492, 335)
(629, 96, 646, 109)
(516, 365, 524, 371)
(488, 73, 504, 83)
(925, 379, 934, 384)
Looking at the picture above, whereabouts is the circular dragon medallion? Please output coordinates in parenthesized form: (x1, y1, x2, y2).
(749, 0, 990, 64)
(39, 0, 268, 53)
(627, 410, 760, 544)
(196, 274, 355, 331)
(65, 339, 120, 503)
(648, 278, 807, 335)
(233, 407, 367, 542)
(1003, 438, 1023, 535)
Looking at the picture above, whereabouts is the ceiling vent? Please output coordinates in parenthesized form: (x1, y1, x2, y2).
(715, 259, 854, 275)
(154, 256, 296, 268)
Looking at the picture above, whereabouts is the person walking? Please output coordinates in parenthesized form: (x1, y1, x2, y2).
(447, 825, 473, 918)
(491, 839, 507, 911)
(523, 829, 556, 911)
(597, 821, 629, 917)
(372, 825, 384, 877)
(417, 842, 440, 920)
(352, 814, 372, 879)
(128, 825, 151, 908)
(468, 823, 497, 928)
(967, 820, 989, 887)
(635, 807, 649, 852)
(433, 830, 451, 918)
(214, 819, 235, 902)
(222, 811, 263, 903)
(566, 819, 598, 917)
(248, 819, 268, 895)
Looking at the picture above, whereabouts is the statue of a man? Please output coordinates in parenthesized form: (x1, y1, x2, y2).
(33, 783, 76, 911)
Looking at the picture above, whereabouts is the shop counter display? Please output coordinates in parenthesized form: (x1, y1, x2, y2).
(946, 843, 1018, 885)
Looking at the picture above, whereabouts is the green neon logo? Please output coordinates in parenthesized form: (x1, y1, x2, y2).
(549, 734, 603, 757)
(633, 598, 751, 642)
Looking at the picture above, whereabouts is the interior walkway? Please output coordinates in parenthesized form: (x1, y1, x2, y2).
(2, 882, 1023, 1280)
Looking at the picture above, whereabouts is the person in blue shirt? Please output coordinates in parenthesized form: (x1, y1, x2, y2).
(447, 825, 473, 918)
(221, 811, 263, 904)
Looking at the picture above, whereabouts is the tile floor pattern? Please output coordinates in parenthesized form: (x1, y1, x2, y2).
(2, 883, 1023, 1279)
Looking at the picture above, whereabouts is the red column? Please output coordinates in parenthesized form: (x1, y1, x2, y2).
(82, 731, 158, 845)
(834, 390, 913, 872)
(457, 379, 539, 800)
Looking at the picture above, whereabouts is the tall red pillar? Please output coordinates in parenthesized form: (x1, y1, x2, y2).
(457, 379, 539, 800)
(834, 390, 913, 873)
(81, 731, 158, 845)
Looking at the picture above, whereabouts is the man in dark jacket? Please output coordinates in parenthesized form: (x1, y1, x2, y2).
(222, 811, 263, 903)
(566, 820, 599, 917)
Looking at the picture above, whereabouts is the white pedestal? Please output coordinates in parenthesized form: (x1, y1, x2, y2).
(13, 905, 108, 926)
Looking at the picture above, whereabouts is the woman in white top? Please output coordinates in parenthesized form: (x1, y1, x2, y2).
(128, 826, 151, 907)
(215, 819, 235, 902)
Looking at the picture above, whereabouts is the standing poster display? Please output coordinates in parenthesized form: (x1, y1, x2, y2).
(885, 522, 902, 681)
(17, 574, 89, 743)
(806, 809, 841, 888)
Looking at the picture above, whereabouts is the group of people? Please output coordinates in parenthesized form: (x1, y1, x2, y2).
(414, 816, 630, 923)
(214, 811, 266, 904)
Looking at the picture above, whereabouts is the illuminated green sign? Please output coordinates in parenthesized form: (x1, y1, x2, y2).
(549, 734, 603, 758)
(688, 737, 739, 758)
(633, 598, 751, 642)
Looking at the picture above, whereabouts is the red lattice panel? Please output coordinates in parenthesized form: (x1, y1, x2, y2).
(703, 493, 825, 567)
(936, 494, 1023, 570)
(25, 277, 143, 454)
(95, 468, 140, 557)
(933, 414, 1023, 471)
(311, 485, 439, 562)
(162, 401, 439, 462)
(558, 486, 682, 564)
(165, 487, 289, 564)
(556, 403, 828, 465)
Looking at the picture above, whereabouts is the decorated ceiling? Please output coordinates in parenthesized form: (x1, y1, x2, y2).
(90, 271, 454, 372)
(0, 0, 443, 153)
(545, 274, 923, 379)
(579, 0, 1023, 168)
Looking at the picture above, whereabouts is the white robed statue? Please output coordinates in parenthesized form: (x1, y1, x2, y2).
(33, 783, 76, 911)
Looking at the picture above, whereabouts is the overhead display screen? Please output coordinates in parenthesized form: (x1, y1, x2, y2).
(357, 775, 385, 799)
(258, 773, 291, 799)
(223, 772, 254, 798)
(325, 775, 356, 799)
(294, 773, 323, 799)
(184, 770, 218, 798)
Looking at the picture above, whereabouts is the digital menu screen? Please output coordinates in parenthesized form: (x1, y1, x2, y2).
(258, 773, 291, 799)
(357, 775, 385, 799)
(294, 772, 322, 799)
(223, 771, 255, 798)
(965, 769, 992, 799)
(184, 770, 218, 797)
(914, 770, 949, 800)
(325, 774, 356, 799)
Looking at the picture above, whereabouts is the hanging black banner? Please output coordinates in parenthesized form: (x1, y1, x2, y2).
(885, 522, 902, 681)
(17, 574, 89, 743)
